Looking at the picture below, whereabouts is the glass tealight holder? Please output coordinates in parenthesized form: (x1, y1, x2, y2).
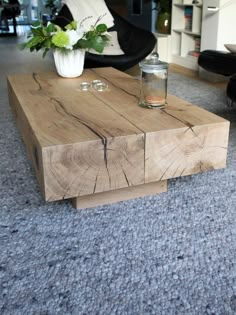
(80, 81, 91, 91)
(139, 54, 168, 109)
(94, 82, 108, 91)
(92, 79, 102, 88)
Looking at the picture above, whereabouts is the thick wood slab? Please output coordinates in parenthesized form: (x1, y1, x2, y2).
(7, 68, 230, 203)
(145, 103, 229, 182)
(72, 180, 167, 209)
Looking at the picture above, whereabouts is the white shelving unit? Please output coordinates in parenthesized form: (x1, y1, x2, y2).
(171, 0, 203, 70)
(154, 33, 172, 63)
(171, 0, 236, 71)
(201, 0, 236, 51)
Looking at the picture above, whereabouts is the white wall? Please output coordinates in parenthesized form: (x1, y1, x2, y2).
(201, 0, 236, 51)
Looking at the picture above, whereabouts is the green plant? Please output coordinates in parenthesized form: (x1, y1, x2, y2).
(19, 18, 110, 57)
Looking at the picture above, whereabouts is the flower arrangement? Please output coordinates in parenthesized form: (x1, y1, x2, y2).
(20, 17, 111, 57)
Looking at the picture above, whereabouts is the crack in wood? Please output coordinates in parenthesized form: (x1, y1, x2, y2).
(120, 150, 136, 167)
(159, 158, 177, 180)
(120, 163, 130, 186)
(93, 170, 100, 194)
(51, 97, 105, 139)
(208, 145, 227, 149)
(49, 96, 111, 173)
(199, 161, 203, 173)
(30, 77, 111, 165)
(62, 180, 75, 200)
(106, 161, 111, 189)
(101, 147, 135, 167)
(173, 163, 182, 177)
(184, 126, 202, 141)
(75, 166, 91, 197)
(162, 144, 180, 159)
(46, 195, 55, 202)
(32, 73, 42, 90)
(180, 167, 186, 176)
(48, 163, 91, 200)
(89, 91, 144, 134)
(48, 121, 61, 129)
(32, 74, 141, 191)
(102, 137, 108, 168)
(162, 109, 194, 128)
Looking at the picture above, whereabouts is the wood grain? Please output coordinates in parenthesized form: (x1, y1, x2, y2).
(145, 101, 230, 182)
(7, 68, 230, 204)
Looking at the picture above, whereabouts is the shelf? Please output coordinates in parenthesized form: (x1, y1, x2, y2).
(173, 29, 201, 36)
(172, 0, 236, 70)
(171, 0, 202, 69)
(172, 54, 199, 70)
(173, 0, 202, 5)
(174, 3, 202, 8)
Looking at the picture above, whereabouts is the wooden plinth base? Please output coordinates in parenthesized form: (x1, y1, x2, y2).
(71, 180, 167, 209)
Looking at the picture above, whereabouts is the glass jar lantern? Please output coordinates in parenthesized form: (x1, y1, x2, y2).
(139, 54, 168, 109)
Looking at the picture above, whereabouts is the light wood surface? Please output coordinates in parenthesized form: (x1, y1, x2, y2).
(7, 68, 230, 206)
(72, 180, 167, 209)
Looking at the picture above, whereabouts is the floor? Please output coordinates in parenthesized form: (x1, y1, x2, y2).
(0, 24, 30, 37)
(126, 63, 227, 90)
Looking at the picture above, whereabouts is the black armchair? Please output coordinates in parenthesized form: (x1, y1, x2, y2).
(198, 50, 236, 105)
(53, 5, 157, 71)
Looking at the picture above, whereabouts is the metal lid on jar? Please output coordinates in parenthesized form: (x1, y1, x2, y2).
(139, 53, 168, 72)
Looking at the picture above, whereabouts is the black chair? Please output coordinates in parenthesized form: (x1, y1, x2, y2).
(53, 5, 157, 71)
(198, 50, 236, 105)
(0, 0, 20, 36)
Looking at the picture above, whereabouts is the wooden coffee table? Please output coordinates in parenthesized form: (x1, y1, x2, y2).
(7, 68, 230, 209)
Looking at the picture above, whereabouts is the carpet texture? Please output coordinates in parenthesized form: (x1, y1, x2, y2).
(0, 39, 236, 315)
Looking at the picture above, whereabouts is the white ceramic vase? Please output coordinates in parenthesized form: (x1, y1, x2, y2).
(53, 49, 85, 78)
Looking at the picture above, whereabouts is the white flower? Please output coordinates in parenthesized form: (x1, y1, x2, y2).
(65, 29, 83, 50)
(76, 25, 86, 38)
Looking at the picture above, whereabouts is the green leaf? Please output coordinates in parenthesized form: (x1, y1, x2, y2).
(31, 27, 43, 36)
(89, 36, 105, 53)
(96, 24, 107, 34)
(65, 21, 77, 31)
(31, 20, 41, 28)
(65, 23, 72, 31)
(42, 48, 49, 58)
(70, 21, 77, 30)
(25, 36, 44, 48)
(43, 38, 51, 48)
(42, 27, 48, 37)
(35, 45, 42, 51)
(85, 31, 94, 39)
(75, 38, 90, 49)
(46, 22, 56, 33)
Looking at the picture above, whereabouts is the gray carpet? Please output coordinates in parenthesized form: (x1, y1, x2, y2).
(1, 38, 236, 315)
